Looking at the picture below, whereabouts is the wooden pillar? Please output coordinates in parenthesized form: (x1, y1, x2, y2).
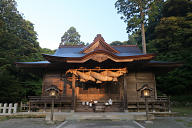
(43, 102, 47, 112)
(28, 101, 31, 112)
(152, 102, 155, 112)
(168, 96, 171, 112)
(137, 102, 139, 112)
(59, 96, 62, 112)
(145, 97, 149, 120)
(72, 74, 76, 112)
(123, 74, 128, 112)
(20, 101, 23, 112)
(50, 98, 54, 121)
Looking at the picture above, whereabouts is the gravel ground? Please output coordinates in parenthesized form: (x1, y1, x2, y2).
(0, 117, 191, 128)
(139, 117, 192, 128)
(0, 118, 59, 128)
(61, 120, 141, 128)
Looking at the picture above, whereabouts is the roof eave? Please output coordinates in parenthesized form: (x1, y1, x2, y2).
(42, 50, 155, 63)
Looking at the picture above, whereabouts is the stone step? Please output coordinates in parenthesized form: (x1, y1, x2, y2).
(46, 112, 155, 121)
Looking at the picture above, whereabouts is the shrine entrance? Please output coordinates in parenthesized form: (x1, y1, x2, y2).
(78, 81, 121, 101)
(65, 68, 127, 112)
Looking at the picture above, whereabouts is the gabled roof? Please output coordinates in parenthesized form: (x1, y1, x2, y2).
(41, 34, 155, 63)
(81, 34, 120, 54)
(16, 34, 158, 66)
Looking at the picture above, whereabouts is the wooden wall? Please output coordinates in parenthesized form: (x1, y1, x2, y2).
(42, 73, 72, 96)
(77, 82, 120, 101)
(125, 72, 156, 102)
(41, 71, 157, 103)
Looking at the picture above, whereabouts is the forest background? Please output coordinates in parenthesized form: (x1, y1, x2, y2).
(0, 0, 191, 105)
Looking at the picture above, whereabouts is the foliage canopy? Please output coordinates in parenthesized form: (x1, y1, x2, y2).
(0, 0, 53, 102)
(60, 26, 84, 46)
(146, 0, 192, 96)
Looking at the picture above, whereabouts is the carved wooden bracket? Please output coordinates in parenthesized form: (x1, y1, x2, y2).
(91, 54, 109, 62)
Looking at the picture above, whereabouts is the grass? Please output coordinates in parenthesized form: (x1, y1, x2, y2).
(0, 114, 45, 121)
(185, 120, 192, 127)
(175, 119, 184, 122)
(175, 118, 192, 127)
(173, 107, 192, 128)
(172, 107, 192, 117)
(0, 116, 11, 121)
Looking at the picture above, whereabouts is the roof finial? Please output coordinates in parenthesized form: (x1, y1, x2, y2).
(97, 34, 102, 37)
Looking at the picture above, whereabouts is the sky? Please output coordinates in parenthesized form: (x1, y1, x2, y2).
(16, 0, 128, 50)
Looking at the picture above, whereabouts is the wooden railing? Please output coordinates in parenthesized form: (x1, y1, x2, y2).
(25, 95, 170, 112)
(28, 96, 73, 112)
(157, 96, 171, 112)
(127, 96, 171, 112)
(28, 96, 72, 103)
(157, 96, 169, 101)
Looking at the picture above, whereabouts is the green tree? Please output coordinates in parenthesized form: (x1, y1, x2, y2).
(163, 0, 192, 17)
(0, 0, 45, 102)
(110, 41, 123, 46)
(60, 26, 84, 46)
(115, 0, 162, 54)
(127, 34, 139, 45)
(147, 0, 192, 96)
(41, 48, 55, 55)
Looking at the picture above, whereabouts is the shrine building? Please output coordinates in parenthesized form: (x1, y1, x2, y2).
(16, 34, 181, 112)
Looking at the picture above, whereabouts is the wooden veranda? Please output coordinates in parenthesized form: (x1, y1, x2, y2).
(27, 96, 170, 112)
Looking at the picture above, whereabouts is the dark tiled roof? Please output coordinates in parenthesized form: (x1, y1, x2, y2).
(148, 60, 183, 65)
(16, 35, 154, 65)
(112, 45, 142, 53)
(53, 47, 85, 57)
(51, 45, 143, 58)
(16, 61, 50, 64)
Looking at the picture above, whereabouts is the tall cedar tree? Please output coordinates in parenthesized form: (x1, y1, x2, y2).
(115, 0, 162, 54)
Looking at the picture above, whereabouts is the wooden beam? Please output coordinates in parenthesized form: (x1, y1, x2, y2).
(123, 74, 128, 112)
(66, 68, 127, 71)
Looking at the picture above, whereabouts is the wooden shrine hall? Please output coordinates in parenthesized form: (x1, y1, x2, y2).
(16, 34, 181, 112)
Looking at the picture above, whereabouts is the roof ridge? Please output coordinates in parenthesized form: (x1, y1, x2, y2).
(59, 45, 85, 48)
(111, 45, 138, 47)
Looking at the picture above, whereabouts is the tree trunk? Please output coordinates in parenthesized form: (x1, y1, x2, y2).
(141, 23, 147, 54)
(139, 0, 147, 54)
